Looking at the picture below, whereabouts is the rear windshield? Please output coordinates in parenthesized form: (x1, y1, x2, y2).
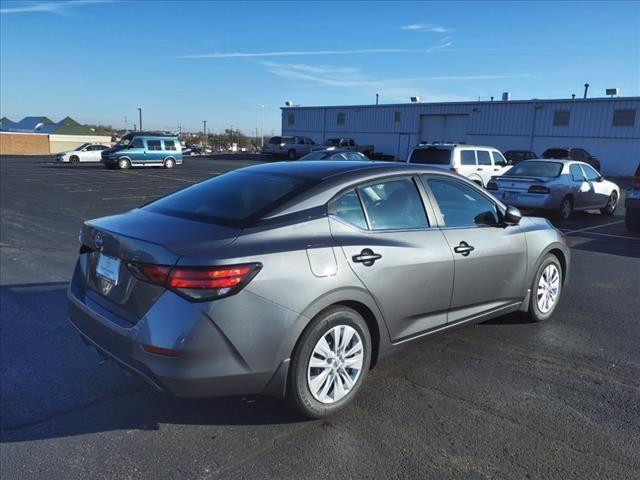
(144, 170, 317, 227)
(409, 147, 451, 165)
(542, 149, 570, 159)
(507, 161, 563, 177)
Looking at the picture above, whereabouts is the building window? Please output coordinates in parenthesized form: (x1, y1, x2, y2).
(612, 109, 636, 127)
(394, 111, 401, 123)
(337, 113, 345, 126)
(287, 113, 295, 126)
(553, 110, 570, 126)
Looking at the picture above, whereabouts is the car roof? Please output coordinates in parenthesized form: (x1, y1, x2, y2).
(412, 143, 499, 150)
(241, 160, 444, 181)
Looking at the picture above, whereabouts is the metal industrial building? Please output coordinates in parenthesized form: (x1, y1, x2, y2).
(281, 97, 640, 175)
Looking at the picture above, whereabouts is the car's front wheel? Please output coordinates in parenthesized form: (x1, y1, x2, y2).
(69, 155, 79, 164)
(528, 253, 563, 322)
(600, 191, 618, 216)
(288, 306, 371, 418)
(117, 158, 130, 170)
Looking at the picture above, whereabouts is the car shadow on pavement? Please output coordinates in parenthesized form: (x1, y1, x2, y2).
(0, 282, 302, 444)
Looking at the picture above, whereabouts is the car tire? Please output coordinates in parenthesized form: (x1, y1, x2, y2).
(600, 191, 618, 216)
(557, 196, 573, 220)
(164, 158, 175, 169)
(117, 158, 130, 170)
(287, 149, 297, 160)
(527, 253, 563, 322)
(69, 155, 79, 164)
(287, 306, 371, 419)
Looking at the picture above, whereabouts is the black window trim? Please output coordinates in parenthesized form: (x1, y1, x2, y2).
(420, 173, 506, 230)
(327, 173, 438, 233)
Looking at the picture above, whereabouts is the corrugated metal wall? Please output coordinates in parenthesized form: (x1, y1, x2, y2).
(282, 98, 640, 175)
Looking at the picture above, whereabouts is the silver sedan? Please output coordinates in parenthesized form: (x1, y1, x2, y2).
(487, 160, 620, 220)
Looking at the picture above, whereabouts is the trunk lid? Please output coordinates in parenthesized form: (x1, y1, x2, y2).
(494, 175, 553, 192)
(80, 209, 240, 322)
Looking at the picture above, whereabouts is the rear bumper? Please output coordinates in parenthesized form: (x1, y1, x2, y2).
(496, 190, 560, 210)
(67, 264, 298, 398)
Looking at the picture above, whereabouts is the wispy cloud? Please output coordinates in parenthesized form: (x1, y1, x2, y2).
(401, 23, 452, 33)
(261, 61, 532, 101)
(178, 48, 419, 59)
(0, 0, 111, 15)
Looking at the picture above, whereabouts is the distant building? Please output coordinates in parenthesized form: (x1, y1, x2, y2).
(281, 97, 640, 175)
(0, 115, 111, 155)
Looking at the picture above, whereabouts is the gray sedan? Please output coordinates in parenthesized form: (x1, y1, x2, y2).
(68, 161, 570, 418)
(487, 160, 619, 220)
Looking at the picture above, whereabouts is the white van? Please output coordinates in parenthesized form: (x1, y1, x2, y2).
(407, 143, 510, 187)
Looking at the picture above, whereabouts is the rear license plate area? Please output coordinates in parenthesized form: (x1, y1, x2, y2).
(96, 254, 121, 285)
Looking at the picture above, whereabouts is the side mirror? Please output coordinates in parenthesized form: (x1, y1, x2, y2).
(503, 205, 522, 226)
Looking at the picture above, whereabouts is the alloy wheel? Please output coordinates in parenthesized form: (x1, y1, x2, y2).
(307, 325, 364, 404)
(560, 199, 572, 220)
(537, 264, 560, 313)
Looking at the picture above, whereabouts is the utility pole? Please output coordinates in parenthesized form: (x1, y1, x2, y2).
(260, 104, 266, 148)
(203, 120, 207, 148)
(137, 108, 142, 131)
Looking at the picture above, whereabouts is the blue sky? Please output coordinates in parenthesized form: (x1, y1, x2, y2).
(1, 0, 639, 134)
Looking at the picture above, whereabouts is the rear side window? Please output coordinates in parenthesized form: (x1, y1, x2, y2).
(145, 171, 316, 227)
(357, 178, 428, 230)
(164, 140, 176, 151)
(333, 190, 367, 229)
(542, 149, 569, 159)
(425, 177, 498, 227)
(409, 147, 451, 165)
(147, 140, 162, 151)
(477, 150, 491, 165)
(269, 137, 282, 145)
(460, 150, 476, 165)
(570, 164, 585, 181)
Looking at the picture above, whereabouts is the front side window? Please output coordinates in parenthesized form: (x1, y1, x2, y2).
(581, 164, 600, 181)
(147, 140, 162, 151)
(492, 151, 508, 167)
(333, 190, 367, 229)
(570, 164, 585, 181)
(164, 140, 176, 151)
(425, 177, 499, 227)
(460, 150, 476, 166)
(477, 150, 491, 165)
(130, 138, 144, 149)
(357, 178, 428, 230)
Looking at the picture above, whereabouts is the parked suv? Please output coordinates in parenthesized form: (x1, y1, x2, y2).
(625, 163, 640, 231)
(407, 143, 510, 187)
(102, 132, 183, 169)
(264, 136, 316, 159)
(542, 147, 601, 172)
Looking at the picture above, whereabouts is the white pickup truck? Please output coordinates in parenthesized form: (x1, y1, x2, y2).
(312, 138, 374, 157)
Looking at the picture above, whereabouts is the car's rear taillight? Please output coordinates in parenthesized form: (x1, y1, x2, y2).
(486, 181, 498, 190)
(127, 262, 261, 301)
(528, 185, 550, 194)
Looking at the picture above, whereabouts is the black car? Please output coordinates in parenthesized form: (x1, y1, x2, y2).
(625, 163, 640, 232)
(504, 150, 537, 165)
(542, 147, 601, 172)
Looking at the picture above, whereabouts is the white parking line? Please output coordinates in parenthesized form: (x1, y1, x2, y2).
(562, 220, 625, 235)
(569, 231, 640, 241)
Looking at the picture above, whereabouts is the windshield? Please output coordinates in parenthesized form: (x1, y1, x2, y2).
(409, 147, 452, 165)
(144, 170, 318, 227)
(506, 161, 563, 177)
(542, 149, 570, 159)
(299, 152, 330, 161)
(116, 138, 131, 147)
(74, 143, 90, 151)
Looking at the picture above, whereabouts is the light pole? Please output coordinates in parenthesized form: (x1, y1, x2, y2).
(137, 108, 142, 131)
(203, 120, 207, 148)
(260, 104, 266, 148)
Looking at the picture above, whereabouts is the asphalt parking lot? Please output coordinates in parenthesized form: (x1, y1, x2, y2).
(1, 155, 639, 480)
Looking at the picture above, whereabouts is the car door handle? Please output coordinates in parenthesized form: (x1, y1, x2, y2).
(477, 168, 484, 171)
(453, 241, 475, 256)
(352, 249, 382, 266)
